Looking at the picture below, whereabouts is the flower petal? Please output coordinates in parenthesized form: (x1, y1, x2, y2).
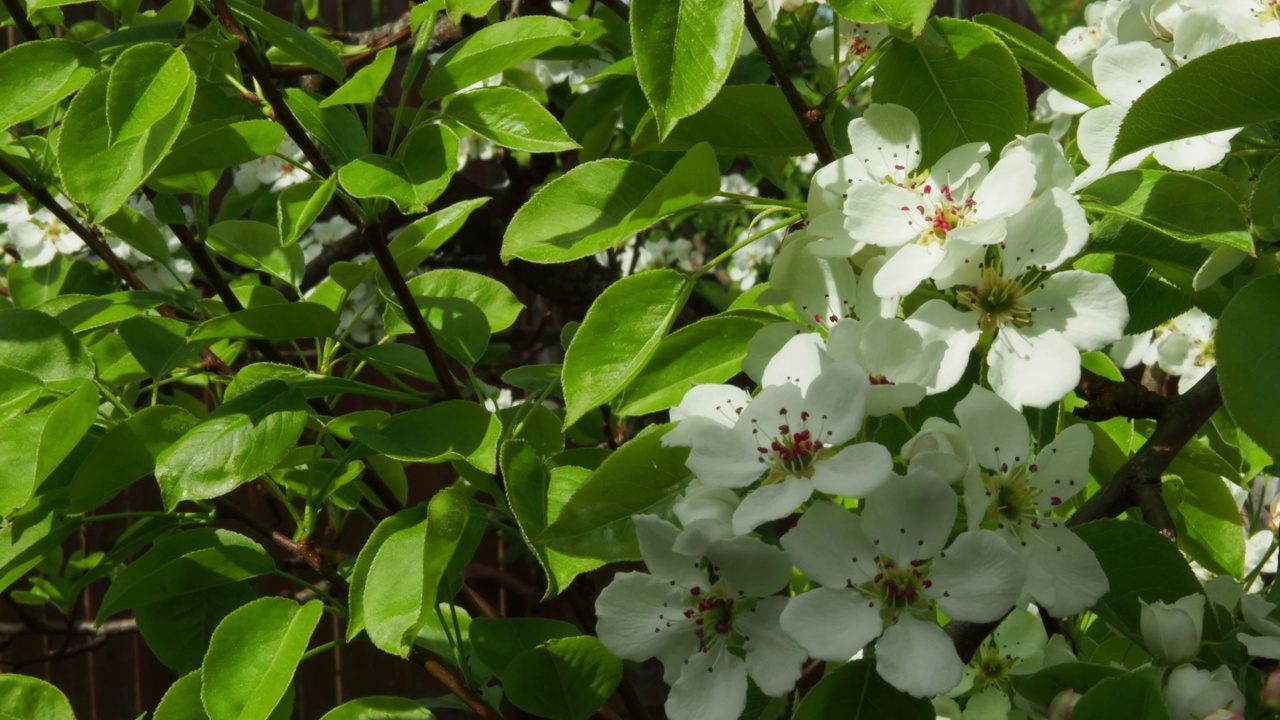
(1024, 270, 1129, 351)
(780, 587, 883, 661)
(873, 242, 946, 298)
(1029, 424, 1093, 510)
(708, 534, 794, 598)
(811, 442, 894, 498)
(682, 422, 765, 489)
(843, 183, 927, 247)
(740, 596, 807, 695)
(876, 614, 964, 697)
(781, 500, 876, 587)
(1000, 188, 1090, 277)
(862, 469, 958, 563)
(905, 301, 980, 393)
(596, 572, 699, 663)
(1021, 520, 1109, 617)
(801, 361, 870, 446)
(954, 385, 1030, 474)
(927, 530, 1026, 622)
(666, 646, 748, 720)
(731, 476, 814, 535)
(636, 515, 708, 588)
(849, 103, 923, 180)
(987, 327, 1081, 410)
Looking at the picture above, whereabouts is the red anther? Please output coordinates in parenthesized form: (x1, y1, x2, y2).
(715, 623, 730, 635)
(924, 185, 932, 194)
(1029, 464, 1038, 472)
(923, 580, 933, 589)
(684, 609, 695, 618)
(695, 628, 705, 639)
(691, 587, 702, 596)
(1050, 497, 1062, 506)
(1001, 463, 1008, 473)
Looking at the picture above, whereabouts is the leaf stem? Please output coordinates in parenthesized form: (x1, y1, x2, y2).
(694, 213, 799, 280)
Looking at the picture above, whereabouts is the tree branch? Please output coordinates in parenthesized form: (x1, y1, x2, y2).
(0, 0, 39, 42)
(741, 0, 835, 165)
(1073, 368, 1166, 422)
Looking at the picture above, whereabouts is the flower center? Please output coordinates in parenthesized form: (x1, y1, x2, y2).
(971, 644, 1017, 691)
(682, 586, 740, 651)
(898, 183, 978, 246)
(869, 373, 894, 386)
(752, 408, 833, 480)
(979, 463, 1041, 529)
(863, 557, 933, 621)
(958, 268, 1032, 334)
(1258, 0, 1279, 23)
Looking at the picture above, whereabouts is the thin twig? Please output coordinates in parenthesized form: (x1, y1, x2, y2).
(741, 0, 835, 165)
(0, 0, 39, 42)
(417, 651, 504, 719)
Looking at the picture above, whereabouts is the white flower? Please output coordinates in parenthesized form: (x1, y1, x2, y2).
(2, 201, 84, 267)
(595, 515, 805, 720)
(902, 418, 973, 486)
(1141, 593, 1205, 663)
(728, 229, 782, 290)
(825, 317, 949, 415)
(233, 138, 311, 194)
(1163, 664, 1246, 720)
(954, 386, 1109, 616)
(1153, 308, 1216, 393)
(810, 20, 888, 70)
(779, 471, 1026, 697)
(1238, 593, 1280, 659)
(299, 215, 358, 264)
(949, 606, 1052, 715)
(610, 236, 705, 277)
(663, 335, 889, 534)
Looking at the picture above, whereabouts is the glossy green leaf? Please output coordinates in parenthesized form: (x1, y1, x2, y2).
(421, 16, 579, 103)
(616, 312, 775, 416)
(1070, 667, 1169, 720)
(154, 119, 285, 178)
(0, 366, 42, 420)
(539, 423, 690, 560)
(0, 308, 96, 391)
(277, 176, 338, 247)
(96, 529, 271, 623)
(206, 220, 306, 287)
(1010, 662, 1127, 712)
(0, 675, 75, 720)
(1252, 155, 1280, 243)
(634, 84, 811, 156)
(793, 658, 934, 720)
(974, 13, 1105, 108)
(1217, 274, 1280, 458)
(504, 636, 621, 720)
(283, 88, 368, 166)
(0, 39, 99, 129)
(443, 0, 495, 22)
(156, 672, 292, 720)
(400, 269, 524, 334)
(321, 47, 396, 106)
(1165, 467, 1245, 579)
(1082, 170, 1253, 253)
(119, 315, 195, 380)
(351, 400, 500, 474)
(0, 380, 98, 517)
(562, 269, 690, 425)
(101, 202, 172, 263)
(191, 302, 340, 342)
(136, 581, 257, 673)
(201, 597, 323, 720)
(42, 290, 171, 333)
(155, 380, 309, 509)
(871, 17, 1027, 168)
(828, 0, 935, 33)
(469, 616, 580, 678)
(56, 66, 193, 222)
(339, 124, 459, 214)
(347, 505, 426, 641)
(1112, 38, 1280, 162)
(443, 86, 579, 152)
(386, 198, 490, 274)
(227, 0, 345, 81)
(319, 697, 434, 720)
(631, 0, 742, 137)
(0, 504, 75, 596)
(1074, 519, 1202, 637)
(105, 42, 192, 145)
(69, 405, 199, 513)
(383, 294, 489, 367)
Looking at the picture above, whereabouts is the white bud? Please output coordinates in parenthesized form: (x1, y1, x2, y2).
(1140, 593, 1204, 663)
(1162, 665, 1246, 720)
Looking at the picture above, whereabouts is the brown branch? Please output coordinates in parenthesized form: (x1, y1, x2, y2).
(269, 17, 414, 79)
(419, 652, 503, 719)
(741, 0, 835, 165)
(0, 618, 136, 641)
(0, 0, 39, 42)
(1073, 368, 1166, 422)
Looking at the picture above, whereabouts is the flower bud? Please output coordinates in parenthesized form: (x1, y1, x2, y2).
(1201, 711, 1243, 720)
(1163, 665, 1245, 720)
(1263, 669, 1280, 713)
(1047, 688, 1077, 720)
(1140, 593, 1204, 663)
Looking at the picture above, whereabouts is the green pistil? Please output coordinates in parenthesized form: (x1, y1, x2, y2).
(958, 268, 1033, 335)
(971, 645, 1017, 691)
(980, 463, 1043, 531)
(862, 557, 934, 623)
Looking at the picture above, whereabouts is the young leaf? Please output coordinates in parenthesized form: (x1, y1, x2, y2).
(69, 405, 200, 513)
(1081, 170, 1253, 253)
(421, 16, 579, 102)
(0, 380, 98, 517)
(338, 124, 459, 214)
(0, 308, 96, 391)
(277, 176, 338, 247)
(630, 0, 743, 138)
(105, 42, 192, 146)
(321, 46, 397, 107)
(1216, 275, 1280, 459)
(0, 39, 100, 129)
(400, 268, 525, 334)
(828, 0, 935, 34)
(200, 597, 323, 720)
(503, 637, 622, 720)
(350, 400, 501, 474)
(562, 269, 691, 425)
(973, 13, 1106, 108)
(227, 0, 345, 81)
(386, 198, 490, 274)
(190, 302, 340, 342)
(442, 86, 579, 153)
(0, 675, 75, 720)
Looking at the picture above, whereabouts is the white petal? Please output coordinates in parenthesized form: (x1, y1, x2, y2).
(905, 301, 980, 393)
(809, 157, 871, 217)
(1000, 189, 1090, 277)
(971, 152, 1037, 220)
(635, 515, 708, 588)
(1000, 133, 1076, 195)
(876, 615, 964, 697)
(862, 470, 958, 563)
(927, 530, 1026, 622)
(1092, 42, 1171, 106)
(866, 383, 928, 417)
(859, 317, 940, 386)
(824, 318, 866, 366)
(780, 243, 859, 329)
(732, 476, 814, 535)
(596, 572, 699, 663)
(781, 500, 876, 587)
(761, 332, 828, 391)
(811, 442, 894, 498)
(779, 587, 883, 661)
(683, 423, 765, 489)
(665, 646, 748, 720)
(1152, 129, 1239, 172)
(843, 183, 927, 247)
(1025, 270, 1129, 351)
(1029, 424, 1094, 511)
(1239, 633, 1280, 660)
(873, 243, 946, 298)
(927, 142, 990, 193)
(987, 328, 1081, 410)
(1193, 245, 1247, 292)
(1022, 520, 1109, 616)
(743, 322, 808, 385)
(801, 361, 870, 446)
(708, 535, 794, 598)
(668, 385, 753, 429)
(954, 385, 1030, 474)
(856, 254, 901, 320)
(849, 103, 923, 180)
(740, 596, 807, 695)
(1074, 104, 1131, 170)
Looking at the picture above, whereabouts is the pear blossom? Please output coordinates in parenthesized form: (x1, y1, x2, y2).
(950, 607, 1053, 718)
(728, 228, 781, 290)
(779, 472, 1026, 697)
(1140, 593, 1205, 663)
(810, 20, 888, 71)
(299, 215, 358, 264)
(662, 335, 891, 534)
(1238, 593, 1280, 659)
(0, 200, 85, 267)
(824, 317, 950, 415)
(233, 137, 311, 194)
(1153, 308, 1216, 393)
(902, 417, 973, 486)
(595, 515, 805, 720)
(1163, 665, 1246, 720)
(953, 386, 1110, 616)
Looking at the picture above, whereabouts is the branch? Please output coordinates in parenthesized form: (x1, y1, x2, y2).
(1073, 368, 1166, 422)
(269, 13, 415, 79)
(0, 0, 39, 42)
(417, 651, 503, 719)
(741, 0, 835, 165)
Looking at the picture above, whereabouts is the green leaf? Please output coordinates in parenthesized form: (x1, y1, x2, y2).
(1165, 467, 1245, 579)
(1112, 38, 1280, 162)
(0, 380, 98, 517)
(42, 290, 171, 333)
(1081, 170, 1253, 253)
(828, 0, 935, 34)
(105, 42, 192, 145)
(154, 119, 285, 178)
(1070, 667, 1169, 720)
(973, 13, 1106, 108)
(201, 597, 323, 720)
(539, 423, 690, 560)
(96, 528, 273, 622)
(155, 380, 309, 509)
(206, 220, 306, 287)
(351, 401, 501, 474)
(504, 636, 622, 720)
(227, 0, 345, 82)
(631, 0, 742, 137)
(0, 39, 99, 129)
(443, 86, 579, 153)
(616, 312, 775, 416)
(0, 366, 42, 420)
(347, 505, 425, 641)
(1074, 519, 1202, 637)
(444, 0, 496, 22)
(871, 17, 1027, 168)
(283, 88, 368, 166)
(0, 503, 75, 597)
(319, 697, 434, 720)
(321, 47, 396, 106)
(401, 269, 524, 334)
(56, 67, 194, 221)
(191, 302, 340, 342)
(69, 405, 199, 513)
(1010, 662, 1127, 711)
(0, 308, 96, 391)
(421, 16, 579, 103)
(338, 124, 459, 214)
(469, 616, 580, 678)
(386, 198, 490, 274)
(1252, 155, 1280, 243)
(119, 315, 195, 380)
(0, 675, 75, 720)
(793, 658, 934, 720)
(1217, 274, 1280, 458)
(101, 202, 173, 264)
(277, 176, 338, 247)
(154, 673, 210, 720)
(136, 581, 257, 674)
(634, 84, 811, 156)
(562, 269, 690, 425)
